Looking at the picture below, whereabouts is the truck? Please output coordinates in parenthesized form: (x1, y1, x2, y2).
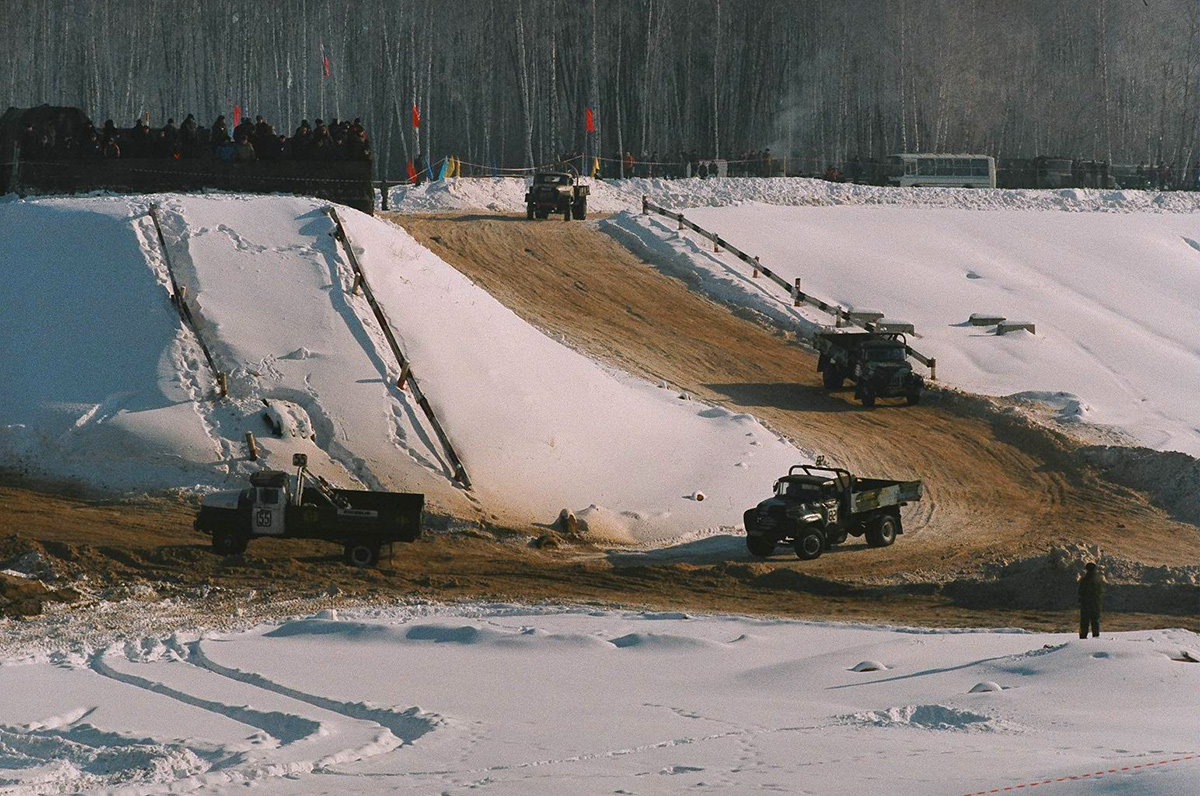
(194, 454, 423, 567)
(815, 331, 923, 407)
(525, 170, 589, 220)
(742, 464, 922, 560)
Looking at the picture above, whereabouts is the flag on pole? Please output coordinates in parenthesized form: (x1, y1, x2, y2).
(585, 107, 595, 134)
(411, 103, 420, 129)
(232, 104, 241, 128)
(321, 44, 331, 77)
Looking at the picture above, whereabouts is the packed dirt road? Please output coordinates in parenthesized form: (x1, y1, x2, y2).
(394, 212, 1197, 581)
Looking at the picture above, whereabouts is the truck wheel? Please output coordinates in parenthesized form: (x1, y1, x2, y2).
(344, 541, 381, 567)
(793, 529, 825, 560)
(906, 389, 921, 406)
(860, 388, 876, 407)
(746, 535, 775, 558)
(526, 203, 535, 220)
(822, 366, 844, 390)
(212, 529, 247, 556)
(866, 514, 898, 547)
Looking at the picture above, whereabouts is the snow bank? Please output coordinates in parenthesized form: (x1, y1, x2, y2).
(0, 194, 806, 542)
(0, 604, 1195, 795)
(388, 175, 1200, 215)
(605, 202, 1200, 456)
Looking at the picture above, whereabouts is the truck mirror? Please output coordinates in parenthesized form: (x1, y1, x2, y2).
(292, 453, 308, 467)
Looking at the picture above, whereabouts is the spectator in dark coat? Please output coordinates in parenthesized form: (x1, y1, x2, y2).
(211, 115, 230, 146)
(233, 134, 256, 162)
(1078, 562, 1103, 639)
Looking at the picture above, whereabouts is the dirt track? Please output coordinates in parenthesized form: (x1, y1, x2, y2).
(394, 212, 1197, 580)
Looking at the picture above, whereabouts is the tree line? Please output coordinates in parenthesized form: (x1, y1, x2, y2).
(2, 0, 1197, 179)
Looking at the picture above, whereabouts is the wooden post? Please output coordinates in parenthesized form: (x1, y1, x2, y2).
(216, 372, 227, 397)
(641, 195, 648, 215)
(836, 312, 842, 328)
(677, 215, 684, 230)
(380, 180, 389, 211)
(350, 273, 362, 295)
(397, 362, 411, 389)
(793, 278, 802, 306)
(713, 234, 720, 252)
(752, 256, 760, 278)
(930, 359, 937, 381)
(245, 431, 258, 461)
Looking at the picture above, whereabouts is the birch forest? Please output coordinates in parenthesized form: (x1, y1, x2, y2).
(2, 0, 1197, 177)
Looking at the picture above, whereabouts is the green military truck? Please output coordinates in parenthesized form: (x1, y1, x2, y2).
(525, 171, 589, 220)
(743, 464, 922, 560)
(195, 454, 423, 567)
(816, 331, 924, 407)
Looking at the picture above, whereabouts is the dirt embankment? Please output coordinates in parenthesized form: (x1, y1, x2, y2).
(393, 213, 1198, 578)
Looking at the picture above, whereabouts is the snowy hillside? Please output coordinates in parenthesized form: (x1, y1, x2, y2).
(1, 604, 1196, 795)
(0, 194, 806, 543)
(391, 176, 1200, 456)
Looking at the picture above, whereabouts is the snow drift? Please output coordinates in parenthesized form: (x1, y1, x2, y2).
(0, 194, 806, 543)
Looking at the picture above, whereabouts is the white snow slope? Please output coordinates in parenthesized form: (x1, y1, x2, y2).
(0, 605, 1196, 795)
(391, 176, 1200, 455)
(0, 194, 805, 543)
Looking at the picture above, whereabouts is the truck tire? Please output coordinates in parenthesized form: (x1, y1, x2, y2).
(822, 366, 844, 390)
(211, 529, 248, 556)
(746, 535, 775, 558)
(526, 203, 535, 220)
(906, 388, 921, 406)
(793, 528, 825, 560)
(866, 514, 898, 547)
(859, 387, 876, 407)
(573, 199, 587, 220)
(344, 540, 381, 568)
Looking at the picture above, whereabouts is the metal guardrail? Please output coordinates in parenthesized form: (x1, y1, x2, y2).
(146, 204, 227, 397)
(641, 195, 937, 380)
(325, 206, 472, 488)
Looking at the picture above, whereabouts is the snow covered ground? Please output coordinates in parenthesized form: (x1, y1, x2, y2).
(0, 603, 1196, 795)
(391, 176, 1200, 456)
(0, 193, 806, 543)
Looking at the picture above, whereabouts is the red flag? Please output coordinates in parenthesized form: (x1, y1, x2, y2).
(411, 103, 420, 129)
(585, 107, 595, 134)
(232, 104, 241, 128)
(321, 45, 330, 77)
(406, 160, 417, 183)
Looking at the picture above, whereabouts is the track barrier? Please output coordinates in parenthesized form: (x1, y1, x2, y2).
(641, 195, 938, 380)
(325, 206, 472, 489)
(146, 204, 227, 397)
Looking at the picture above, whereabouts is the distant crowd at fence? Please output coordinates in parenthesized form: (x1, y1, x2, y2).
(16, 113, 372, 164)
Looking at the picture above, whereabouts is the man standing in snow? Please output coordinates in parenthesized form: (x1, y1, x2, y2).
(1078, 562, 1103, 639)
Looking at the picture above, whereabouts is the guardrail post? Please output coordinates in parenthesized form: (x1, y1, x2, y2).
(752, 256, 760, 278)
(929, 359, 937, 381)
(793, 278, 802, 306)
(713, 233, 720, 253)
(245, 431, 258, 461)
(641, 195, 648, 215)
(350, 273, 362, 295)
(677, 214, 684, 231)
(217, 372, 228, 397)
(380, 180, 389, 211)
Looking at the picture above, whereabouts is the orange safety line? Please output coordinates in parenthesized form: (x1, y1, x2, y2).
(962, 754, 1195, 796)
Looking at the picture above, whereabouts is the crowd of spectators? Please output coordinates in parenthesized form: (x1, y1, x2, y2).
(17, 113, 372, 164)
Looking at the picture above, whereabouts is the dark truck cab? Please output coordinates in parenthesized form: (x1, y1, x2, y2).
(743, 464, 922, 560)
(816, 331, 924, 407)
(525, 171, 589, 220)
(194, 454, 423, 567)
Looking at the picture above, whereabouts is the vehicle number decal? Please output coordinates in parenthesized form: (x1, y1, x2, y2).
(255, 509, 273, 527)
(827, 505, 838, 524)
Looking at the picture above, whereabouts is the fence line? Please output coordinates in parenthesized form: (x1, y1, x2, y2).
(325, 206, 472, 489)
(146, 204, 227, 397)
(640, 195, 937, 380)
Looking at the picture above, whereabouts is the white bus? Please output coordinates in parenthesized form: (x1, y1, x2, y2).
(885, 153, 996, 188)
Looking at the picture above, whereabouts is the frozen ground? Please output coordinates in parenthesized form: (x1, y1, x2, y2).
(0, 603, 1196, 795)
(390, 176, 1200, 456)
(0, 194, 806, 544)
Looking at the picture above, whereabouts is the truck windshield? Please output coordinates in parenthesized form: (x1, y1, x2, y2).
(775, 481, 827, 498)
(865, 347, 905, 362)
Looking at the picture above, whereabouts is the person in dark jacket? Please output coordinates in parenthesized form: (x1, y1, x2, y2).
(1078, 562, 1103, 638)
